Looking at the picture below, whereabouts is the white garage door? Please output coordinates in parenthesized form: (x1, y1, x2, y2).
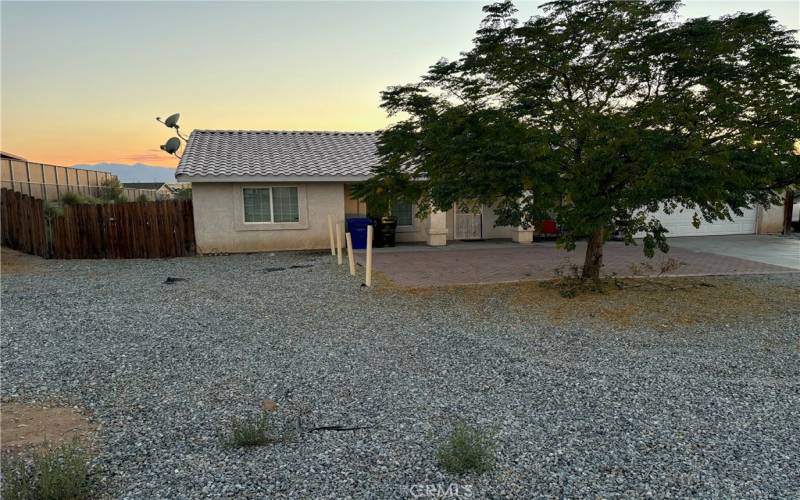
(649, 206, 757, 237)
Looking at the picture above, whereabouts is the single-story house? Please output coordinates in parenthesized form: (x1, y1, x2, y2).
(123, 182, 190, 200)
(123, 182, 171, 199)
(175, 129, 789, 254)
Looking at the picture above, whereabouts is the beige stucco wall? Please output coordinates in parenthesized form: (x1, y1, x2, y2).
(757, 204, 785, 234)
(192, 183, 519, 252)
(192, 182, 345, 253)
(481, 205, 513, 239)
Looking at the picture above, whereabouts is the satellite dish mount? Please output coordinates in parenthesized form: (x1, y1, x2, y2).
(155, 112, 189, 158)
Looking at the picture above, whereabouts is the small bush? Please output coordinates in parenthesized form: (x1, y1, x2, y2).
(174, 187, 192, 200)
(436, 422, 495, 475)
(43, 201, 63, 219)
(135, 194, 150, 202)
(59, 191, 98, 206)
(58, 191, 80, 205)
(224, 412, 293, 448)
(1, 441, 91, 500)
(559, 288, 577, 298)
(98, 178, 124, 203)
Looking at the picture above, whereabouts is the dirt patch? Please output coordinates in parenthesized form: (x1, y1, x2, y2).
(392, 276, 800, 329)
(1, 402, 98, 454)
(1, 247, 49, 275)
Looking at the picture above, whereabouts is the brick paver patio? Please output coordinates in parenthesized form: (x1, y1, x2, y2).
(355, 241, 798, 287)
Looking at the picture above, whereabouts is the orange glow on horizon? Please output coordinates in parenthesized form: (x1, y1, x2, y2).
(2, 1, 796, 168)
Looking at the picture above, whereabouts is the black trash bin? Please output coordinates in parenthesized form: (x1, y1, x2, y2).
(371, 216, 398, 247)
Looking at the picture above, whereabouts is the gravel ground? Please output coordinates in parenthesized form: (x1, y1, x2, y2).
(2, 252, 799, 498)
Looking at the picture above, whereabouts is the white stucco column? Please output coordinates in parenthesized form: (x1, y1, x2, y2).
(512, 225, 534, 244)
(512, 191, 535, 244)
(426, 210, 447, 246)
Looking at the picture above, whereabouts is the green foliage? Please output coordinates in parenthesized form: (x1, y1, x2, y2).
(174, 187, 192, 200)
(349, 171, 416, 217)
(43, 200, 63, 220)
(98, 177, 125, 203)
(135, 194, 150, 202)
(360, 1, 800, 278)
(436, 422, 496, 474)
(224, 412, 293, 448)
(1, 441, 92, 500)
(59, 191, 100, 206)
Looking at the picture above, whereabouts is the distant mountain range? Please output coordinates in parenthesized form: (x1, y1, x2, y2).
(70, 163, 177, 183)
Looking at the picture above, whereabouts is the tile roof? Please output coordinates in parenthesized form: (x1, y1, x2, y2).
(176, 130, 379, 180)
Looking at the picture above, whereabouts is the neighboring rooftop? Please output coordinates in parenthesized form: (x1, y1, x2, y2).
(176, 130, 379, 181)
(123, 182, 166, 190)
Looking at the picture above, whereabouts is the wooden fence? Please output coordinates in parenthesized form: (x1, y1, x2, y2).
(0, 189, 48, 257)
(1, 188, 195, 259)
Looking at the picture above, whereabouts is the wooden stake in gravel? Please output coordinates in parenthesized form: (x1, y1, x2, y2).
(345, 232, 355, 276)
(335, 223, 343, 266)
(365, 224, 373, 287)
(327, 215, 335, 256)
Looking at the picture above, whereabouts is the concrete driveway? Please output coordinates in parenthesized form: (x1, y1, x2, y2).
(669, 235, 800, 270)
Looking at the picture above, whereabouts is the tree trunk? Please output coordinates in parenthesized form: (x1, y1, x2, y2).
(582, 227, 605, 280)
(783, 190, 794, 235)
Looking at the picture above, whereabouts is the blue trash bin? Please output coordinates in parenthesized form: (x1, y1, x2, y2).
(346, 217, 371, 249)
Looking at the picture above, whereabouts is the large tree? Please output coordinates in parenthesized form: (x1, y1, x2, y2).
(355, 0, 800, 279)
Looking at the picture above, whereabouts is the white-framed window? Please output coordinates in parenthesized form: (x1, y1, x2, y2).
(243, 187, 299, 223)
(393, 200, 414, 227)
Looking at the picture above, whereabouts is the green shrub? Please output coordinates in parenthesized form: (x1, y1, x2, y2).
(43, 201, 63, 219)
(1, 441, 92, 500)
(224, 412, 293, 448)
(98, 178, 124, 203)
(135, 194, 150, 202)
(59, 192, 103, 206)
(58, 191, 80, 205)
(436, 422, 495, 475)
(174, 187, 192, 200)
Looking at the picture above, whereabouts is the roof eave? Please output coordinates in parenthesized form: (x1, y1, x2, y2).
(175, 174, 373, 183)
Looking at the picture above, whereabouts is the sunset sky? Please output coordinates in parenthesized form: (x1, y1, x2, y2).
(2, 1, 798, 169)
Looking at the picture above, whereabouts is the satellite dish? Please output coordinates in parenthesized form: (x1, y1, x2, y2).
(160, 137, 181, 154)
(164, 113, 180, 128)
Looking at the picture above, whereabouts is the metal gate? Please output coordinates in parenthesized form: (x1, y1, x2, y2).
(454, 203, 482, 240)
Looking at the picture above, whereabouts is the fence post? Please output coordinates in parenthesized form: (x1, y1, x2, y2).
(40, 163, 48, 200)
(335, 222, 343, 266)
(25, 161, 32, 196)
(365, 224, 373, 287)
(7, 159, 15, 193)
(327, 214, 335, 256)
(53, 165, 60, 199)
(346, 232, 355, 276)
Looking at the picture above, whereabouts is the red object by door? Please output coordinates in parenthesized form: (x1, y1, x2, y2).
(541, 220, 557, 235)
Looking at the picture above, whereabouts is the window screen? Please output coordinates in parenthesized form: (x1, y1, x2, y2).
(394, 200, 413, 226)
(243, 188, 271, 222)
(272, 187, 299, 223)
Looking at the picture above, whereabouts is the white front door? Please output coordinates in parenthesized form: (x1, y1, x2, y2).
(454, 203, 482, 240)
